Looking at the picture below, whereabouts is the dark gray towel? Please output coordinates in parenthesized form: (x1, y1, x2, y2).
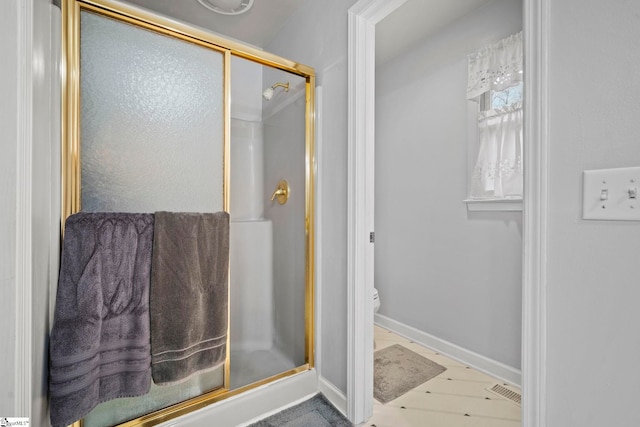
(150, 211, 230, 385)
(49, 212, 154, 427)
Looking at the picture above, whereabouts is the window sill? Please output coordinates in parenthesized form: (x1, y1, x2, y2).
(463, 198, 523, 212)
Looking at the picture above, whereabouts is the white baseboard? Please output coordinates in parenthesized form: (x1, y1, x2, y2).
(375, 314, 521, 387)
(318, 375, 347, 417)
(158, 370, 318, 427)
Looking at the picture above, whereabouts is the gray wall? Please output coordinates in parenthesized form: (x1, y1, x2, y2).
(546, 0, 640, 425)
(266, 0, 358, 393)
(375, 0, 523, 370)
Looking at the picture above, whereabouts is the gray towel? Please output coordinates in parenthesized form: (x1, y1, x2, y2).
(150, 211, 230, 385)
(49, 212, 154, 427)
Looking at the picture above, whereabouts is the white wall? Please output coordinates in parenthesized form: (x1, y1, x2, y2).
(1, 0, 59, 423)
(266, 0, 358, 394)
(32, 3, 61, 425)
(0, 1, 20, 415)
(375, 0, 523, 370)
(545, 1, 640, 425)
(230, 55, 263, 122)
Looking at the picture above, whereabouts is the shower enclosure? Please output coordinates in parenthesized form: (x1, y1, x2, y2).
(60, 1, 315, 425)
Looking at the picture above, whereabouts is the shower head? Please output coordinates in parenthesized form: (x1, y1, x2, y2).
(262, 82, 290, 100)
(262, 87, 274, 100)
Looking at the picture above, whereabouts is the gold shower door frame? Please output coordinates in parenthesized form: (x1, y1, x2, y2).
(61, 0, 316, 425)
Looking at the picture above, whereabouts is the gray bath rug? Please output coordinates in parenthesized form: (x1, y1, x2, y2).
(247, 394, 352, 427)
(374, 344, 447, 404)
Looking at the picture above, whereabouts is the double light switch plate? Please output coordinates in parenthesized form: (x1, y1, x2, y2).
(582, 166, 640, 221)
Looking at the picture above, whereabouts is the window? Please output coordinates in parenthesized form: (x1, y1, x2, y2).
(483, 81, 523, 111)
(466, 32, 523, 209)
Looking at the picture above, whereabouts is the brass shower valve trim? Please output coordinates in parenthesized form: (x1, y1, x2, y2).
(271, 180, 290, 205)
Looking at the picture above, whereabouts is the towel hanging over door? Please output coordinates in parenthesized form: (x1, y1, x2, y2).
(49, 212, 154, 427)
(150, 211, 230, 385)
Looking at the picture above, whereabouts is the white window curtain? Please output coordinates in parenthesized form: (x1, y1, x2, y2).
(467, 32, 523, 101)
(471, 103, 523, 198)
(467, 32, 523, 199)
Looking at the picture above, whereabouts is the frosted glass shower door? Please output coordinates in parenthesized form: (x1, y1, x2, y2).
(77, 10, 226, 427)
(80, 11, 224, 213)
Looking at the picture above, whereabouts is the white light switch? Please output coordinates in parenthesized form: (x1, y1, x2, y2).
(583, 166, 640, 221)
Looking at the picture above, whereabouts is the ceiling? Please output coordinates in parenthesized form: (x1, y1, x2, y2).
(121, 0, 307, 48)
(121, 0, 493, 62)
(375, 0, 494, 65)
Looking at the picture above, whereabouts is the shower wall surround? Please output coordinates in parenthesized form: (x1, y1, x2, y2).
(60, 1, 315, 425)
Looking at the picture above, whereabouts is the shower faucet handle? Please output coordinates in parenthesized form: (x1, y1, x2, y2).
(271, 180, 290, 205)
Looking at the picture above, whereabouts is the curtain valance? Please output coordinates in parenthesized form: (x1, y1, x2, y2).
(467, 31, 523, 101)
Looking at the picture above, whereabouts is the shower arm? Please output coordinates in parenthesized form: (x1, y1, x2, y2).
(262, 82, 290, 100)
(271, 82, 289, 92)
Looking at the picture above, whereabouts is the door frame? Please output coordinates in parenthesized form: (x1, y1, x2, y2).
(346, 0, 550, 425)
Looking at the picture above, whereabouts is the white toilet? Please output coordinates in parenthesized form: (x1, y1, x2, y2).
(373, 288, 381, 349)
(373, 288, 380, 313)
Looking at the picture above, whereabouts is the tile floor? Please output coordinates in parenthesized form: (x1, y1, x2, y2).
(363, 325, 521, 427)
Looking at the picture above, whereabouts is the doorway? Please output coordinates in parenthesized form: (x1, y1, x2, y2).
(346, 0, 547, 425)
(374, 0, 523, 384)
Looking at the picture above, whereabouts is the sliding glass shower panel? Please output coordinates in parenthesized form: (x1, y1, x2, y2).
(262, 69, 307, 371)
(228, 57, 308, 389)
(80, 11, 224, 213)
(78, 10, 225, 427)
